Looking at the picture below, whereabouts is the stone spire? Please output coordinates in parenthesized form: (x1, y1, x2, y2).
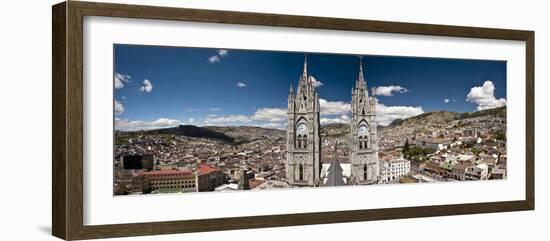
(356, 56, 366, 89)
(303, 53, 308, 78)
(297, 53, 310, 96)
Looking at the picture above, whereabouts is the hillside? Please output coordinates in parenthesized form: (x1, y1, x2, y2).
(117, 125, 287, 145)
(122, 125, 235, 143)
(320, 123, 349, 138)
(456, 106, 506, 119)
(379, 106, 506, 138)
(383, 111, 458, 130)
(205, 126, 285, 143)
(315, 107, 506, 140)
(383, 106, 505, 129)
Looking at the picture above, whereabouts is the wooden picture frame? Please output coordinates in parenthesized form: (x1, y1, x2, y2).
(52, 1, 534, 240)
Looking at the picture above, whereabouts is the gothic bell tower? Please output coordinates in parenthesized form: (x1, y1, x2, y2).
(286, 55, 321, 187)
(350, 57, 380, 184)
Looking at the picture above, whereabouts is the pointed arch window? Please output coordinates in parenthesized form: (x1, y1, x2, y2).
(358, 123, 369, 149)
(296, 122, 308, 149)
(364, 164, 368, 180)
(296, 135, 308, 148)
(299, 164, 304, 181)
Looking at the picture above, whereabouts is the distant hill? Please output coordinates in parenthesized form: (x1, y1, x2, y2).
(456, 106, 506, 119)
(141, 125, 234, 143)
(319, 107, 506, 139)
(381, 111, 459, 130)
(118, 125, 286, 144)
(320, 123, 349, 138)
(386, 118, 405, 128)
(206, 126, 285, 143)
(379, 106, 506, 135)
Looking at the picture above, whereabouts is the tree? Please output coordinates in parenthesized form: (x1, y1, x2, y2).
(495, 131, 506, 141)
(403, 138, 410, 158)
(471, 147, 482, 156)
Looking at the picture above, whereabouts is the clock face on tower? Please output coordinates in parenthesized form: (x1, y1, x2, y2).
(297, 123, 308, 135)
(358, 125, 368, 135)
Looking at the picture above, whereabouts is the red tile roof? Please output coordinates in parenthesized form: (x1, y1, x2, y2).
(138, 169, 192, 177)
(198, 164, 218, 175)
(248, 179, 266, 189)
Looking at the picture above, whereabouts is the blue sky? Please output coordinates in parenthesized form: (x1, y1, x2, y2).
(114, 44, 506, 131)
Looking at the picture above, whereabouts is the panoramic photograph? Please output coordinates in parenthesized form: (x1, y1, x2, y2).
(113, 45, 507, 195)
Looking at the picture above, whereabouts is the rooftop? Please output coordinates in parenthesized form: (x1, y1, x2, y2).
(440, 162, 454, 171)
(137, 169, 193, 176)
(198, 164, 218, 175)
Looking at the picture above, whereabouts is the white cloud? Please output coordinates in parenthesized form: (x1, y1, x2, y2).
(188, 118, 195, 123)
(114, 100, 125, 115)
(309, 76, 323, 88)
(115, 79, 123, 89)
(208, 55, 220, 63)
(208, 107, 221, 112)
(316, 98, 421, 126)
(237, 82, 247, 88)
(373, 85, 408, 96)
(319, 99, 351, 116)
(139, 79, 153, 93)
(252, 108, 287, 122)
(466, 80, 506, 111)
(198, 107, 288, 129)
(444, 98, 450, 103)
(203, 107, 287, 125)
(115, 118, 182, 131)
(208, 49, 229, 63)
(258, 122, 286, 130)
(114, 73, 131, 89)
(218, 49, 228, 56)
(203, 115, 251, 125)
(321, 115, 350, 125)
(376, 102, 424, 126)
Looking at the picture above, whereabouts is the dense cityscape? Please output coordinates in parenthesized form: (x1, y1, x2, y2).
(114, 106, 506, 195)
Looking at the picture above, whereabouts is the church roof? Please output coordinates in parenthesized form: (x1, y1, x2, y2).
(322, 160, 347, 186)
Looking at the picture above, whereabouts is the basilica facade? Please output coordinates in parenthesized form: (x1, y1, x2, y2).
(285, 56, 380, 187)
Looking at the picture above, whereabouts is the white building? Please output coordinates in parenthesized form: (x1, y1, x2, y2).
(415, 138, 451, 150)
(476, 163, 489, 180)
(380, 158, 411, 183)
